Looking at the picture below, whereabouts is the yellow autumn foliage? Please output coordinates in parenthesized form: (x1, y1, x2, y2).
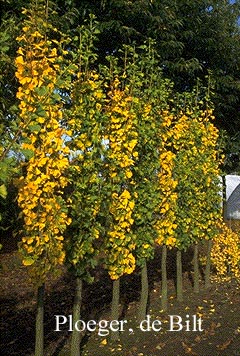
(211, 221, 240, 279)
(104, 78, 138, 280)
(15, 3, 71, 284)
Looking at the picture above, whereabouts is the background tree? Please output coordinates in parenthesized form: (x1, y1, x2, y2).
(52, 0, 240, 145)
(172, 0, 240, 172)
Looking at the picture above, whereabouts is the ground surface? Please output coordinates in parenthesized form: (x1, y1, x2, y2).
(0, 249, 239, 356)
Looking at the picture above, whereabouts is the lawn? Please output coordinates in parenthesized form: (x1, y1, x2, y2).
(1, 246, 239, 356)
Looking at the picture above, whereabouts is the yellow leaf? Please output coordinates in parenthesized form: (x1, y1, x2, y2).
(37, 117, 45, 124)
(125, 170, 132, 179)
(26, 237, 34, 245)
(56, 236, 64, 241)
(15, 56, 24, 65)
(100, 338, 107, 345)
(23, 258, 34, 266)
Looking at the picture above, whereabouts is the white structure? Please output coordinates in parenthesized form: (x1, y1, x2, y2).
(224, 175, 240, 220)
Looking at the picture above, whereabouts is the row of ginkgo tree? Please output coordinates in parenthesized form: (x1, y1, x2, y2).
(14, 2, 239, 355)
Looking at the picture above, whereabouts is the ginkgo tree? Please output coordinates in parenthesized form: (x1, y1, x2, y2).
(102, 64, 138, 340)
(15, 1, 72, 355)
(63, 15, 107, 356)
(125, 42, 177, 319)
(170, 91, 222, 299)
(155, 117, 178, 311)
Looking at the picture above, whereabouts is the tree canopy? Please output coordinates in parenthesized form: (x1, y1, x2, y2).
(1, 0, 239, 170)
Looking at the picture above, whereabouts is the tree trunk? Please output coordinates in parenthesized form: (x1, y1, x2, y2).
(222, 175, 227, 221)
(71, 277, 83, 356)
(205, 239, 212, 289)
(193, 243, 200, 293)
(138, 260, 148, 322)
(111, 278, 120, 341)
(161, 245, 168, 311)
(176, 249, 183, 302)
(35, 284, 44, 356)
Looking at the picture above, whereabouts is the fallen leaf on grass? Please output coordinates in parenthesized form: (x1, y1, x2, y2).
(217, 338, 233, 350)
(207, 321, 218, 336)
(156, 342, 166, 350)
(181, 342, 198, 355)
(194, 335, 201, 343)
(117, 344, 122, 351)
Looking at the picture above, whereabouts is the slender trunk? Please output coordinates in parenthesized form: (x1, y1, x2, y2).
(176, 249, 183, 302)
(70, 277, 83, 356)
(138, 260, 148, 322)
(111, 278, 120, 341)
(35, 284, 44, 356)
(222, 175, 227, 221)
(205, 239, 212, 289)
(193, 243, 200, 293)
(161, 245, 168, 311)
